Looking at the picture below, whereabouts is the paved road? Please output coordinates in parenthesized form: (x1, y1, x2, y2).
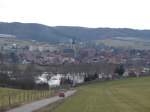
(6, 90, 76, 112)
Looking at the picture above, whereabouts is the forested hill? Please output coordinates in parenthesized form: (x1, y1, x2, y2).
(0, 22, 150, 43)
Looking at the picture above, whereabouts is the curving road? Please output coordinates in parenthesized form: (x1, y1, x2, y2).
(6, 90, 76, 112)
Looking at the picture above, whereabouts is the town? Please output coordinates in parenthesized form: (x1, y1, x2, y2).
(0, 34, 150, 87)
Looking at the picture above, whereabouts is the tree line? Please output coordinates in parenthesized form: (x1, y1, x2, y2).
(0, 63, 124, 90)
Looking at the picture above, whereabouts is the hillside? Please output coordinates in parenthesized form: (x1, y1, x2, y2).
(0, 22, 150, 43)
(49, 77, 150, 112)
(0, 87, 52, 110)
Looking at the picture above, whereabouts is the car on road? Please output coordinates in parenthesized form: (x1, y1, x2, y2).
(58, 89, 65, 97)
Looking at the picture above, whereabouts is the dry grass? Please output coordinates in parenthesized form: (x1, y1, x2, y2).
(0, 88, 53, 110)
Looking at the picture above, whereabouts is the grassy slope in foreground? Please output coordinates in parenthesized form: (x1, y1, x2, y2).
(53, 77, 150, 112)
(0, 87, 52, 109)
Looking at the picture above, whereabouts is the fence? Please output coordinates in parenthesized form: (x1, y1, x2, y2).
(0, 88, 59, 112)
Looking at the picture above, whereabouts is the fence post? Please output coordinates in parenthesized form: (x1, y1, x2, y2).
(19, 91, 23, 103)
(42, 90, 44, 97)
(8, 93, 11, 107)
(0, 95, 3, 111)
(27, 91, 29, 102)
(23, 91, 26, 103)
(38, 90, 40, 99)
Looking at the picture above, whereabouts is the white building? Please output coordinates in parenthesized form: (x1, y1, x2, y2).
(35, 72, 49, 84)
(48, 74, 63, 87)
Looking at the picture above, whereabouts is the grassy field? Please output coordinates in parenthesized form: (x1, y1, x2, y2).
(39, 77, 150, 112)
(0, 87, 53, 110)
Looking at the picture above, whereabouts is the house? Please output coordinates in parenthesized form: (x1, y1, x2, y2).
(35, 72, 49, 84)
(62, 48, 75, 57)
(48, 74, 63, 87)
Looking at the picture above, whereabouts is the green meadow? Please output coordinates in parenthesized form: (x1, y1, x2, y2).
(52, 77, 150, 112)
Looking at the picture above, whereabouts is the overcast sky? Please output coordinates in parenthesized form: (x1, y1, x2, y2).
(0, 0, 150, 29)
